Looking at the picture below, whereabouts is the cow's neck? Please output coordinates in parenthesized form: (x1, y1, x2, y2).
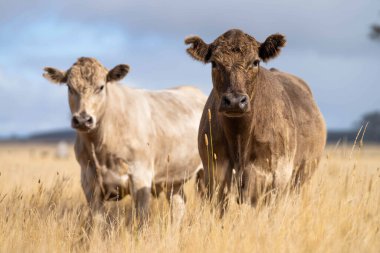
(78, 129, 102, 147)
(220, 69, 267, 171)
(221, 114, 253, 171)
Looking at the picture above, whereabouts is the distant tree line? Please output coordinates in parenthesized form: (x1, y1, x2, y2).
(370, 11, 380, 40)
(356, 111, 380, 142)
(370, 24, 380, 40)
(328, 111, 380, 143)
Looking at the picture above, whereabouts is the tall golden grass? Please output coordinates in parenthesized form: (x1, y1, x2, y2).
(0, 142, 379, 252)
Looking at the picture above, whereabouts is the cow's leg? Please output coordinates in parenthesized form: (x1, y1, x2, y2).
(236, 166, 251, 205)
(273, 157, 294, 194)
(250, 169, 274, 206)
(237, 164, 274, 207)
(216, 164, 233, 218)
(79, 164, 108, 235)
(198, 166, 230, 218)
(216, 180, 228, 218)
(166, 183, 186, 228)
(195, 168, 208, 198)
(81, 165, 105, 213)
(129, 169, 153, 227)
(205, 160, 232, 217)
(292, 158, 320, 189)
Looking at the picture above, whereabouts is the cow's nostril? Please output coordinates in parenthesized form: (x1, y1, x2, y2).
(72, 117, 79, 125)
(223, 96, 231, 106)
(240, 96, 247, 104)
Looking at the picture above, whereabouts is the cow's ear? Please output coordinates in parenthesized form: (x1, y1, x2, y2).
(43, 67, 67, 84)
(107, 64, 130, 83)
(259, 34, 286, 62)
(185, 36, 212, 63)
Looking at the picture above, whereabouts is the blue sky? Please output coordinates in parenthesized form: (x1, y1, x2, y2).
(0, 0, 379, 137)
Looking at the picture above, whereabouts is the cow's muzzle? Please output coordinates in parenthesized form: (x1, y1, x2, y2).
(219, 92, 251, 117)
(71, 113, 95, 131)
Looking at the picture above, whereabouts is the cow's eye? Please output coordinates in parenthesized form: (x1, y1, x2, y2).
(97, 85, 105, 93)
(253, 60, 260, 67)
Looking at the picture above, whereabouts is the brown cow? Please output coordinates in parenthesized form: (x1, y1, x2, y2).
(185, 29, 326, 212)
(43, 57, 206, 225)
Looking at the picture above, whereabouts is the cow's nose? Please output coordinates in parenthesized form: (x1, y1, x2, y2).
(72, 116, 80, 126)
(238, 94, 249, 111)
(222, 95, 232, 107)
(220, 93, 250, 115)
(72, 114, 94, 129)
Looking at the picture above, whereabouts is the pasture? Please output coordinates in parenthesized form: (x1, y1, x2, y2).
(0, 142, 379, 252)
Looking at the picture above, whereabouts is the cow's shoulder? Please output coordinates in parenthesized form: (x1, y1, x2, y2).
(270, 69, 313, 96)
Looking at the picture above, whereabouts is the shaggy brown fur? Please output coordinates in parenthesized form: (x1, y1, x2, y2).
(43, 57, 206, 225)
(185, 29, 326, 212)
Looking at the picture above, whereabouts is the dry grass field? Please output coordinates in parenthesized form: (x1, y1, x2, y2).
(0, 142, 379, 253)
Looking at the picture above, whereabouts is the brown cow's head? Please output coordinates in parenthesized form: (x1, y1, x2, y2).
(43, 57, 129, 132)
(185, 29, 286, 117)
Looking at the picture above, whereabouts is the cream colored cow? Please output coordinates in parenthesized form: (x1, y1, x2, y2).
(43, 57, 206, 225)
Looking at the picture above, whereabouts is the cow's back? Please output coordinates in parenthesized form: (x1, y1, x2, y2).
(145, 86, 206, 184)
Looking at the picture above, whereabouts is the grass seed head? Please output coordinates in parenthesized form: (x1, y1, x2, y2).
(205, 134, 209, 146)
